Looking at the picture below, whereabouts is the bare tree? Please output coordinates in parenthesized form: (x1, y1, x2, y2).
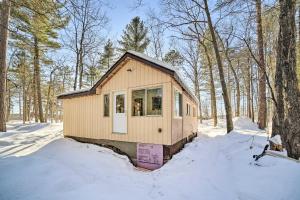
(181, 40, 203, 122)
(147, 9, 165, 59)
(202, 0, 234, 132)
(217, 29, 241, 117)
(65, 0, 108, 90)
(199, 38, 218, 126)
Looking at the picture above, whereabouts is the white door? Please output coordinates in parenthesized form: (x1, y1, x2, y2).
(113, 91, 127, 133)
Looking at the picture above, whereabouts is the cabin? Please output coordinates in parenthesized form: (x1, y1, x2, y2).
(58, 50, 198, 169)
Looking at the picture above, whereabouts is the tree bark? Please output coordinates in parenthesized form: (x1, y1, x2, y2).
(73, 52, 79, 90)
(0, 0, 10, 131)
(202, 43, 217, 126)
(203, 0, 233, 132)
(224, 48, 240, 117)
(274, 0, 300, 159)
(79, 51, 84, 89)
(255, 0, 267, 129)
(194, 77, 202, 123)
(246, 58, 252, 119)
(34, 36, 44, 122)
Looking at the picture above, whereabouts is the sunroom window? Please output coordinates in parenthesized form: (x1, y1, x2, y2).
(132, 89, 145, 116)
(174, 90, 182, 117)
(132, 87, 162, 116)
(147, 88, 162, 115)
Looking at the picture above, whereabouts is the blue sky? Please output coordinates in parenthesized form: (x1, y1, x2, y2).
(106, 0, 160, 39)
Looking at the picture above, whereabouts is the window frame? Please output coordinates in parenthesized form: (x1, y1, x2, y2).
(186, 103, 191, 116)
(173, 88, 182, 118)
(131, 89, 146, 116)
(103, 93, 110, 117)
(193, 106, 196, 117)
(131, 86, 163, 117)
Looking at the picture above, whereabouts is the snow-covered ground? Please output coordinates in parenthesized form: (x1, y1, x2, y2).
(0, 118, 299, 200)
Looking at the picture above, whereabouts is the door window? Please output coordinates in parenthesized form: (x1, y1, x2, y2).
(116, 94, 125, 113)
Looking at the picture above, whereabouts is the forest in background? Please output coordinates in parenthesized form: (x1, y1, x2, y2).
(0, 0, 299, 159)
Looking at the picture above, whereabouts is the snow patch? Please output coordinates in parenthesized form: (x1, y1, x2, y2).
(269, 135, 282, 145)
(233, 117, 259, 131)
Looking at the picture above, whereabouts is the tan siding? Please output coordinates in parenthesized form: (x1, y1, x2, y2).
(171, 79, 198, 144)
(63, 59, 172, 145)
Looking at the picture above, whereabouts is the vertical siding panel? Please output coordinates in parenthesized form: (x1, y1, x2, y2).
(62, 59, 182, 145)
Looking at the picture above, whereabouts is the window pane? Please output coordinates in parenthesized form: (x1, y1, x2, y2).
(174, 90, 182, 117)
(186, 104, 189, 115)
(193, 107, 196, 117)
(147, 88, 162, 115)
(116, 94, 125, 113)
(179, 93, 182, 116)
(132, 89, 145, 116)
(104, 94, 109, 117)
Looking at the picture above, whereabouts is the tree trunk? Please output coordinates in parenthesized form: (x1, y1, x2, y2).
(73, 53, 79, 90)
(18, 91, 22, 119)
(33, 65, 38, 122)
(6, 88, 10, 122)
(194, 79, 202, 123)
(250, 60, 255, 122)
(203, 44, 217, 126)
(79, 51, 84, 89)
(34, 36, 44, 122)
(23, 85, 27, 124)
(203, 0, 233, 132)
(255, 0, 267, 129)
(274, 0, 300, 159)
(246, 58, 252, 119)
(0, 0, 11, 131)
(225, 49, 240, 117)
(45, 84, 51, 122)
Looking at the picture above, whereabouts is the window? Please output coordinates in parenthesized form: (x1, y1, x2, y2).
(193, 107, 196, 117)
(132, 87, 163, 116)
(174, 89, 182, 117)
(186, 103, 191, 116)
(147, 88, 162, 115)
(116, 94, 125, 113)
(132, 89, 145, 116)
(104, 94, 110, 117)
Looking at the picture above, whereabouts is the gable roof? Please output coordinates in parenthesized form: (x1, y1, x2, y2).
(58, 50, 198, 103)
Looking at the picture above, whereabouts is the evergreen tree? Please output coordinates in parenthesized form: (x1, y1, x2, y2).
(99, 39, 115, 72)
(0, 0, 11, 131)
(118, 16, 150, 53)
(11, 0, 68, 122)
(163, 49, 183, 69)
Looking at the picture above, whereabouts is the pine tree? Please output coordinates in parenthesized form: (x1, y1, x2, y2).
(0, 0, 11, 131)
(11, 0, 68, 122)
(99, 39, 115, 72)
(163, 49, 183, 69)
(118, 16, 150, 53)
